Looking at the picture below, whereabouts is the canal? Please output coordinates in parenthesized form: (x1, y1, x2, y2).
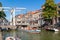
(0, 30, 60, 40)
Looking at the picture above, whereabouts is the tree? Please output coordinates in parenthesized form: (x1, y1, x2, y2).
(42, 0, 57, 25)
(0, 2, 6, 19)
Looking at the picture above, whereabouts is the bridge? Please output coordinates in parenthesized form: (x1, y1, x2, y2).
(0, 25, 17, 30)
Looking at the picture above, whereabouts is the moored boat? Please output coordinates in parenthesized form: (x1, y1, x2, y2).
(26, 29, 41, 33)
(45, 28, 59, 32)
(53, 28, 59, 32)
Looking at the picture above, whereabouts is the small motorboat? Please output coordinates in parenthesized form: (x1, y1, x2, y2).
(53, 28, 59, 32)
(5, 36, 21, 40)
(26, 29, 41, 33)
(46, 28, 59, 32)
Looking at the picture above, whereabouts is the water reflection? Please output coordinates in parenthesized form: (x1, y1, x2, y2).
(0, 30, 60, 40)
(54, 32, 59, 34)
(0, 31, 3, 40)
(2, 31, 16, 40)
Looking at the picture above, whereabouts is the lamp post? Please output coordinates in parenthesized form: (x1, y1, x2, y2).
(10, 8, 15, 26)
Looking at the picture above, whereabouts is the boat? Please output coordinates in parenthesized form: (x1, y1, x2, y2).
(45, 28, 59, 32)
(5, 36, 15, 40)
(5, 36, 21, 40)
(53, 28, 59, 32)
(26, 29, 41, 33)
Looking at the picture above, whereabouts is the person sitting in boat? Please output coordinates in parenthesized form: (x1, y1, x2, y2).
(15, 35, 21, 40)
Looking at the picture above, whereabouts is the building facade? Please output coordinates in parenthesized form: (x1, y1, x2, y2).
(15, 10, 44, 28)
(57, 3, 60, 23)
(15, 14, 29, 27)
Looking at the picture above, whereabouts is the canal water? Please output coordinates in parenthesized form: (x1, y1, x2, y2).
(0, 30, 60, 40)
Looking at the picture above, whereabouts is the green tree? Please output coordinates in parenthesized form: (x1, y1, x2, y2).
(42, 0, 57, 24)
(0, 2, 6, 19)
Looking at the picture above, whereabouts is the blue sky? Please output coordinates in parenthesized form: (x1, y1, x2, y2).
(0, 0, 60, 20)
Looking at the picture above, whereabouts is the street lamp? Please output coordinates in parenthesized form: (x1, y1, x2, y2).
(10, 8, 15, 26)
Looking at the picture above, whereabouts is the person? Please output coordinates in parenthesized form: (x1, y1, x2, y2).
(9, 38, 13, 40)
(15, 35, 21, 40)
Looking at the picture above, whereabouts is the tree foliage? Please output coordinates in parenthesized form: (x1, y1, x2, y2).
(0, 2, 6, 19)
(42, 0, 57, 19)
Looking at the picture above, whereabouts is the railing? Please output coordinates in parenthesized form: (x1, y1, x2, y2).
(0, 25, 16, 29)
(30, 24, 39, 27)
(16, 23, 29, 25)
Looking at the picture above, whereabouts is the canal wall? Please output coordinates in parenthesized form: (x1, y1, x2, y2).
(0, 25, 17, 30)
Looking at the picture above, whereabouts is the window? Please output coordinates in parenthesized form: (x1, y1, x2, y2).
(58, 11, 60, 14)
(58, 17, 60, 22)
(22, 21, 25, 23)
(59, 6, 60, 8)
(17, 21, 21, 23)
(34, 20, 38, 23)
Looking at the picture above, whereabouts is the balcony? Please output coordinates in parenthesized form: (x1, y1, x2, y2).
(16, 23, 29, 25)
(30, 24, 39, 27)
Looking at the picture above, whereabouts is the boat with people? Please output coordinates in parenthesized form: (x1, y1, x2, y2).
(5, 36, 21, 40)
(45, 28, 59, 32)
(26, 29, 41, 33)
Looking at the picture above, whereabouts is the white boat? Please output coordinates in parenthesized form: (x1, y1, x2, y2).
(46, 28, 59, 32)
(5, 36, 21, 40)
(26, 29, 41, 33)
(53, 28, 59, 32)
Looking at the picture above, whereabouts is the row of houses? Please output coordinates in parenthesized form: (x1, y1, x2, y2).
(57, 3, 60, 22)
(15, 3, 60, 29)
(15, 10, 45, 29)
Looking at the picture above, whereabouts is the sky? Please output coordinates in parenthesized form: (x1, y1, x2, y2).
(0, 0, 60, 21)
